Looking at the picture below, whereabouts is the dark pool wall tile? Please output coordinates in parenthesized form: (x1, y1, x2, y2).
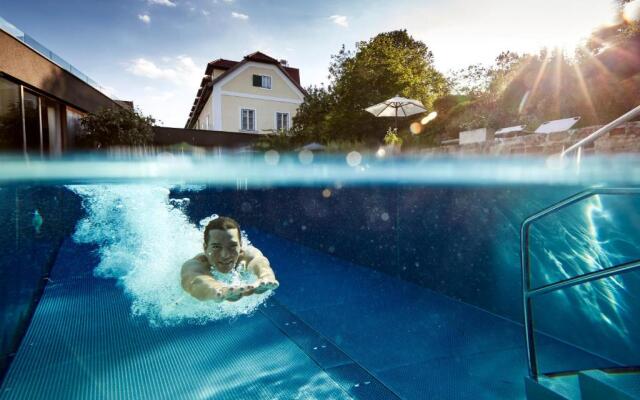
(0, 185, 84, 379)
(181, 186, 401, 275)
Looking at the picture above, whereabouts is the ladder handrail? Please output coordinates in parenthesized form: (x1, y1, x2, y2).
(528, 259, 640, 299)
(561, 104, 640, 158)
(521, 187, 640, 380)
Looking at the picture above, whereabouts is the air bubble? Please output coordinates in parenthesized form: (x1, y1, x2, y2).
(346, 151, 362, 167)
(298, 149, 313, 164)
(264, 150, 280, 165)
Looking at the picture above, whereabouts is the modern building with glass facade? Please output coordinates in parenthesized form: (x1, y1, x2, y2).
(0, 17, 125, 155)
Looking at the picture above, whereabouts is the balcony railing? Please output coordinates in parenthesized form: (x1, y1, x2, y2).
(0, 15, 117, 99)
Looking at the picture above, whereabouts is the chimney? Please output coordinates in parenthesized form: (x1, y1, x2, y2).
(279, 59, 288, 66)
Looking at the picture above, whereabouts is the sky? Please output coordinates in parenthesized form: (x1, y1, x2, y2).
(1, 0, 620, 127)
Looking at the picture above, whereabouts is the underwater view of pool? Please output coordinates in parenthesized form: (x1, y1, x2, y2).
(0, 154, 639, 399)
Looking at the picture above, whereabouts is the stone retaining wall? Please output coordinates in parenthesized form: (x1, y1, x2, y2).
(417, 121, 640, 155)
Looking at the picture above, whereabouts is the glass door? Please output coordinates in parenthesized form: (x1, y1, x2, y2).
(23, 89, 41, 155)
(42, 97, 62, 155)
(0, 77, 22, 151)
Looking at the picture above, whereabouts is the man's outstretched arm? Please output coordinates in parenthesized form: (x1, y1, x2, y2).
(244, 247, 279, 293)
(181, 258, 254, 302)
(181, 259, 225, 301)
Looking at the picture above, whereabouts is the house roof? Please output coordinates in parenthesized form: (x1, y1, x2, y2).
(205, 59, 237, 75)
(204, 53, 302, 84)
(186, 51, 305, 128)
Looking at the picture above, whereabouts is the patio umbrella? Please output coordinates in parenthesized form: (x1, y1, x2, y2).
(365, 96, 427, 130)
(296, 142, 326, 152)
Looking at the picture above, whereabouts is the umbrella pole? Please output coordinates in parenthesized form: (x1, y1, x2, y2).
(395, 107, 398, 132)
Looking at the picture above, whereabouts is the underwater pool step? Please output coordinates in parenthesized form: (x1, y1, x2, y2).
(579, 369, 640, 400)
(525, 373, 581, 400)
(525, 369, 640, 400)
(260, 298, 401, 400)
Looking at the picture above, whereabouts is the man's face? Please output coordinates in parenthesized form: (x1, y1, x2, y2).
(204, 228, 241, 273)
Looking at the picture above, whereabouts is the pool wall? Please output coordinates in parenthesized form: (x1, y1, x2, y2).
(0, 186, 82, 379)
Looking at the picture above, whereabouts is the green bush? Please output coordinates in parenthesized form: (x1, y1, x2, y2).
(78, 106, 155, 149)
(383, 128, 402, 146)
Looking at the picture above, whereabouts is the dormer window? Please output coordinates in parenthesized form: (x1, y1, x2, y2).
(252, 74, 271, 89)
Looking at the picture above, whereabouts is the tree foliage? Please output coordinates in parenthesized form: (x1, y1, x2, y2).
(587, 0, 640, 54)
(78, 106, 155, 149)
(289, 85, 334, 142)
(407, 2, 640, 148)
(292, 30, 448, 143)
(290, 19, 640, 151)
(435, 39, 640, 143)
(444, 51, 529, 133)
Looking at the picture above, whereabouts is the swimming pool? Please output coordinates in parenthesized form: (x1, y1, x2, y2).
(0, 154, 639, 399)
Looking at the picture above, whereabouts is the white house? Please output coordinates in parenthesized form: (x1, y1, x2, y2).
(186, 52, 306, 133)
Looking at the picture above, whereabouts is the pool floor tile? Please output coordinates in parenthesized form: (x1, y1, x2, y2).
(376, 348, 529, 400)
(260, 299, 353, 369)
(325, 363, 400, 400)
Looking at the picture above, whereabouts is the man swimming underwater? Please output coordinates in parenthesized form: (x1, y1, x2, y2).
(181, 217, 279, 302)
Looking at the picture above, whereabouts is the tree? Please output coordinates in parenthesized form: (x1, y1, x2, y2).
(448, 64, 490, 97)
(290, 85, 334, 142)
(292, 30, 448, 143)
(582, 0, 640, 83)
(78, 106, 155, 149)
(444, 43, 640, 135)
(293, 22, 639, 150)
(444, 51, 531, 133)
(587, 0, 639, 55)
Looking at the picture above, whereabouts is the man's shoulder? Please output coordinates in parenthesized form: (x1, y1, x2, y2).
(241, 245, 264, 260)
(182, 254, 209, 273)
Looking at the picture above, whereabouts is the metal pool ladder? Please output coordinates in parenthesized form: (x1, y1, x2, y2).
(521, 187, 640, 381)
(522, 107, 640, 399)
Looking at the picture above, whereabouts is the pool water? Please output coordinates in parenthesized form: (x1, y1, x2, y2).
(0, 154, 639, 399)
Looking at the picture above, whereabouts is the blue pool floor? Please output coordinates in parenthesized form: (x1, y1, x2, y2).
(0, 227, 615, 399)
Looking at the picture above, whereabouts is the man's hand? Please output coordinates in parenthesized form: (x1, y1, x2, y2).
(217, 279, 278, 301)
(253, 278, 279, 294)
(220, 284, 257, 302)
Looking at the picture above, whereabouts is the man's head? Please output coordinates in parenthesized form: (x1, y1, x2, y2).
(203, 217, 243, 273)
